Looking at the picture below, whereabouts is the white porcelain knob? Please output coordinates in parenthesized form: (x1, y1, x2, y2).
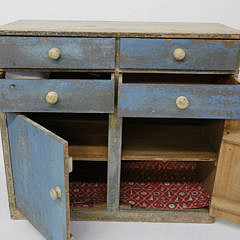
(173, 48, 186, 61)
(46, 91, 58, 104)
(176, 96, 189, 109)
(48, 48, 61, 60)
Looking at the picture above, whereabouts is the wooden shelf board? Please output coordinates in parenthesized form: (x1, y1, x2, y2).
(69, 145, 108, 161)
(122, 149, 217, 161)
(69, 145, 217, 162)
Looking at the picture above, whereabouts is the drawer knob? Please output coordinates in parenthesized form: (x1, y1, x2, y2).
(50, 187, 62, 200)
(46, 91, 58, 104)
(176, 96, 189, 109)
(48, 48, 61, 60)
(173, 48, 186, 61)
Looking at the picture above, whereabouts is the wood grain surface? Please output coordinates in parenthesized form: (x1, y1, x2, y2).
(0, 79, 114, 113)
(0, 37, 115, 69)
(118, 84, 240, 118)
(0, 20, 239, 39)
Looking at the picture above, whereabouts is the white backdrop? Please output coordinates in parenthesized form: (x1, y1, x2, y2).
(0, 0, 240, 239)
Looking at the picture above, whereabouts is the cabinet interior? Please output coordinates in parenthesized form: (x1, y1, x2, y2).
(122, 118, 224, 162)
(25, 113, 109, 161)
(24, 113, 223, 212)
(49, 71, 112, 80)
(120, 118, 222, 211)
(122, 73, 237, 84)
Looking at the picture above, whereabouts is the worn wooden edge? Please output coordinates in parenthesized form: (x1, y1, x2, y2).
(107, 46, 123, 211)
(0, 68, 115, 72)
(119, 69, 237, 74)
(63, 141, 71, 240)
(0, 113, 25, 220)
(122, 151, 217, 162)
(236, 46, 240, 81)
(211, 197, 240, 217)
(0, 113, 16, 217)
(0, 69, 236, 75)
(0, 30, 239, 40)
(107, 113, 122, 211)
(70, 207, 214, 223)
(0, 20, 239, 39)
(210, 193, 240, 224)
(210, 208, 240, 225)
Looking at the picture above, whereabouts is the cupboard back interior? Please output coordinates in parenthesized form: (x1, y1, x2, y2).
(0, 20, 240, 240)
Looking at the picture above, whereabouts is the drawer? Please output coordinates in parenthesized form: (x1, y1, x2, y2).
(0, 37, 115, 69)
(0, 79, 114, 112)
(120, 39, 240, 71)
(118, 83, 240, 119)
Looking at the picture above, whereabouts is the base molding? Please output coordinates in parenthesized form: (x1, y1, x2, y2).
(71, 207, 214, 223)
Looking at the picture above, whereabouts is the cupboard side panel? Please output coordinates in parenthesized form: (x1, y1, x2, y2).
(210, 120, 240, 224)
(0, 112, 25, 219)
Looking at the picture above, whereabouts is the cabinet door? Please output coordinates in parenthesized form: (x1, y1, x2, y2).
(7, 113, 70, 240)
(210, 125, 240, 224)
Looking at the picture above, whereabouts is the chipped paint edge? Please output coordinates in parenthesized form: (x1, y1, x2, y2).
(0, 112, 25, 220)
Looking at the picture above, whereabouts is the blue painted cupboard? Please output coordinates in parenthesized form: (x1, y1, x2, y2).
(0, 20, 240, 240)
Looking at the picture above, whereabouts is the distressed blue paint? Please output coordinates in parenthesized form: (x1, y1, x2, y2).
(0, 37, 115, 69)
(118, 84, 240, 119)
(7, 113, 69, 240)
(120, 39, 240, 70)
(0, 79, 114, 112)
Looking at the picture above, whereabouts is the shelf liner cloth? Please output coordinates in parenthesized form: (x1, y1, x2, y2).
(70, 161, 210, 209)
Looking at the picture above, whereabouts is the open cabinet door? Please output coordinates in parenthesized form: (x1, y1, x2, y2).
(210, 123, 240, 224)
(6, 113, 70, 240)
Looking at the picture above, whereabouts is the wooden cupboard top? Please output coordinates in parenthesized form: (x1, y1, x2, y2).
(0, 20, 240, 39)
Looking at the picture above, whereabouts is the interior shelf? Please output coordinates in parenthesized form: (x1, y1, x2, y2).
(69, 145, 107, 161)
(121, 118, 223, 162)
(67, 118, 223, 162)
(25, 114, 223, 162)
(25, 113, 109, 161)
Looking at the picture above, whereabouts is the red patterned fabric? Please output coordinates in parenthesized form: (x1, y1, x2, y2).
(120, 182, 209, 209)
(70, 182, 107, 207)
(121, 161, 198, 182)
(70, 161, 210, 209)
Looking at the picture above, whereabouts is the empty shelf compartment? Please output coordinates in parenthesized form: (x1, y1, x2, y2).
(122, 118, 224, 162)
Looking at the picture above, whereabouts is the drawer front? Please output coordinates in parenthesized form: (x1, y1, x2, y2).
(118, 84, 240, 119)
(0, 79, 114, 112)
(120, 39, 240, 71)
(0, 37, 115, 69)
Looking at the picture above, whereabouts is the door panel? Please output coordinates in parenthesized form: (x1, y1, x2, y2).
(210, 121, 240, 224)
(7, 113, 70, 240)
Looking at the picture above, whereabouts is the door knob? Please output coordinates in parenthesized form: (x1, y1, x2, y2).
(176, 96, 189, 109)
(173, 48, 186, 61)
(46, 91, 58, 104)
(50, 186, 62, 200)
(48, 48, 61, 60)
